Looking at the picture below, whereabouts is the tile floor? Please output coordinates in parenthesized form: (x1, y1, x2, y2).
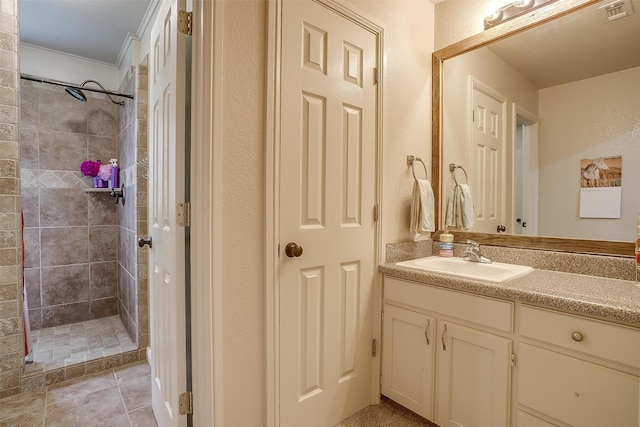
(0, 361, 157, 427)
(26, 315, 136, 373)
(3, 359, 429, 427)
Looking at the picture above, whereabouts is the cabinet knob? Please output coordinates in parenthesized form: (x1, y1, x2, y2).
(571, 331, 584, 342)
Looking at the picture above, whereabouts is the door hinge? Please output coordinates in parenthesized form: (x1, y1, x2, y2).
(178, 10, 193, 35)
(177, 202, 191, 227)
(179, 391, 193, 415)
(379, 375, 383, 385)
(510, 353, 517, 367)
(472, 109, 475, 122)
(373, 204, 380, 222)
(372, 339, 377, 357)
(373, 67, 379, 84)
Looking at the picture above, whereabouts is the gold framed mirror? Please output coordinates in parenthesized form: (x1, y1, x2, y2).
(432, 0, 636, 257)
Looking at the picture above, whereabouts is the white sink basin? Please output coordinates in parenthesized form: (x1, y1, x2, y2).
(395, 256, 533, 283)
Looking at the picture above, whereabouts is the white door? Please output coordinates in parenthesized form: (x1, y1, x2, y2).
(279, 1, 378, 425)
(469, 81, 506, 234)
(435, 321, 512, 427)
(148, 0, 188, 425)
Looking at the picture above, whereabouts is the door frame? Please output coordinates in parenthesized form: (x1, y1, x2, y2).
(511, 104, 539, 235)
(265, 1, 384, 425)
(190, 0, 225, 426)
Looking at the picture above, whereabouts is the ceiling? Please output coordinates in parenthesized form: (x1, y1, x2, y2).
(488, 0, 640, 88)
(19, 0, 153, 65)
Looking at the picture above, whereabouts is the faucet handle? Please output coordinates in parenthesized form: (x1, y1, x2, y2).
(466, 239, 479, 248)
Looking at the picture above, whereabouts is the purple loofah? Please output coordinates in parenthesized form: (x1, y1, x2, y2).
(80, 160, 101, 177)
(98, 164, 112, 181)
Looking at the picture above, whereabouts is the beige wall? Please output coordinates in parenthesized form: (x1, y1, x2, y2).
(434, 0, 487, 49)
(345, 1, 434, 244)
(221, 0, 267, 425)
(219, 0, 434, 424)
(538, 67, 640, 241)
(20, 44, 120, 91)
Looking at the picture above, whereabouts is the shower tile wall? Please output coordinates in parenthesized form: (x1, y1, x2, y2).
(20, 81, 119, 329)
(116, 64, 148, 347)
(0, 0, 21, 398)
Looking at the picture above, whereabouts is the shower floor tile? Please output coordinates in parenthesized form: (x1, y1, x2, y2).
(25, 315, 137, 373)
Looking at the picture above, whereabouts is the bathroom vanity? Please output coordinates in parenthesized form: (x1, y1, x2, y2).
(379, 262, 640, 427)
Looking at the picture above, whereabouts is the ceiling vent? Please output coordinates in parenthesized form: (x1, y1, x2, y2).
(598, 0, 634, 22)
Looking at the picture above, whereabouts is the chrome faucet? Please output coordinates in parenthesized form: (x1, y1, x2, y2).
(463, 240, 492, 264)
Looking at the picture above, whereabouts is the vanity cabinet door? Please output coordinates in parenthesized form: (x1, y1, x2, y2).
(518, 343, 639, 427)
(435, 321, 512, 427)
(381, 304, 435, 421)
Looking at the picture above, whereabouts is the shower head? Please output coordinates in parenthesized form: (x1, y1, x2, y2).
(64, 79, 126, 107)
(64, 86, 87, 103)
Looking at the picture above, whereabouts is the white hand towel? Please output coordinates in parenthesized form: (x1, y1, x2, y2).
(410, 179, 435, 236)
(459, 183, 474, 229)
(445, 183, 474, 230)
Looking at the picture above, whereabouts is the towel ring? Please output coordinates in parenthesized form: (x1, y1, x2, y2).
(449, 163, 468, 185)
(410, 157, 428, 181)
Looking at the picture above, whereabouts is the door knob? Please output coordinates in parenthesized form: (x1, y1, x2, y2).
(497, 225, 506, 233)
(285, 242, 303, 258)
(516, 218, 527, 228)
(138, 237, 152, 248)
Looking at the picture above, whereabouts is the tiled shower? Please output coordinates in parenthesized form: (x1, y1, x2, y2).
(0, 0, 148, 396)
(10, 64, 149, 392)
(20, 81, 120, 329)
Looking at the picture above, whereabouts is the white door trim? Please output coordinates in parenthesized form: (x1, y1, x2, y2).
(511, 104, 539, 235)
(265, 1, 384, 425)
(190, 1, 225, 426)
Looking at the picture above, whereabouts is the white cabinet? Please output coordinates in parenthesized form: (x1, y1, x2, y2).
(382, 277, 640, 427)
(517, 305, 640, 427)
(381, 304, 435, 420)
(382, 277, 513, 427)
(436, 321, 512, 427)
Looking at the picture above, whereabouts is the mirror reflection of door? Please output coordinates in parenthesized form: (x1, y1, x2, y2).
(513, 105, 539, 236)
(469, 79, 506, 233)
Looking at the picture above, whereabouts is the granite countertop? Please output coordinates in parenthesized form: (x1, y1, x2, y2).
(380, 262, 640, 327)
